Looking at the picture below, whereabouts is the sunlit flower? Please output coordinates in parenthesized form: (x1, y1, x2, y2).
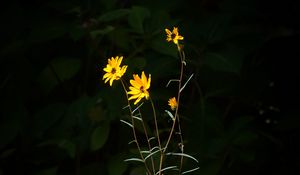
(103, 56, 127, 86)
(168, 97, 177, 111)
(128, 71, 151, 105)
(165, 27, 184, 44)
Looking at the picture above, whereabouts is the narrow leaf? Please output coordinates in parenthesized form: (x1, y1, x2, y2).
(182, 167, 200, 174)
(166, 152, 199, 163)
(165, 110, 175, 121)
(124, 158, 144, 163)
(180, 74, 194, 93)
(155, 166, 178, 175)
(120, 120, 133, 128)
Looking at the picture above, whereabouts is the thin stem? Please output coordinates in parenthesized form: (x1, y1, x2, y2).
(164, 43, 185, 174)
(120, 79, 152, 175)
(149, 97, 163, 175)
(164, 44, 184, 151)
(138, 109, 156, 174)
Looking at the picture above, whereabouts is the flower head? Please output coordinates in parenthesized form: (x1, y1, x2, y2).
(168, 97, 177, 111)
(165, 27, 184, 44)
(103, 56, 127, 86)
(128, 71, 151, 105)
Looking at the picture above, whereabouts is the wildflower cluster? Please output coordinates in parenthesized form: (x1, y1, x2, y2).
(101, 27, 198, 175)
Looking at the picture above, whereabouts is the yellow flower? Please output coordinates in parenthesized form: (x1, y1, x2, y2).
(103, 56, 127, 86)
(165, 27, 184, 44)
(168, 97, 177, 111)
(128, 71, 151, 105)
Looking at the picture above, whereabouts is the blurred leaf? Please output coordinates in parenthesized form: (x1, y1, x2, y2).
(37, 58, 81, 93)
(51, 58, 81, 81)
(108, 154, 127, 175)
(204, 52, 241, 74)
(31, 103, 67, 138)
(233, 131, 258, 145)
(69, 25, 86, 41)
(128, 57, 147, 70)
(90, 123, 110, 151)
(151, 34, 177, 58)
(0, 148, 15, 159)
(58, 139, 76, 158)
(88, 105, 106, 122)
(128, 6, 150, 33)
(90, 25, 115, 39)
(98, 9, 131, 22)
(0, 103, 26, 149)
(29, 22, 67, 43)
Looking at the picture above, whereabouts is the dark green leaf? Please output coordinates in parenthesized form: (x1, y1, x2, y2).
(90, 123, 110, 151)
(128, 6, 150, 33)
(98, 9, 131, 22)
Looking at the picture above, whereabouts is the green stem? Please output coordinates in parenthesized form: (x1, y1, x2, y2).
(120, 79, 152, 175)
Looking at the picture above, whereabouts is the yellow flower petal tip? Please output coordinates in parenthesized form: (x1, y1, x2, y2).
(128, 71, 151, 105)
(103, 56, 127, 86)
(165, 27, 184, 45)
(168, 97, 177, 111)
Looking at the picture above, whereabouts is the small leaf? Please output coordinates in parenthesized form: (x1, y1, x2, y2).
(90, 25, 115, 38)
(98, 9, 131, 22)
(204, 52, 241, 74)
(90, 123, 110, 151)
(58, 139, 76, 158)
(128, 6, 150, 33)
(37, 57, 81, 94)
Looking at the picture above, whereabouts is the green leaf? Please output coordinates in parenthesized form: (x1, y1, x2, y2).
(90, 25, 115, 39)
(51, 58, 81, 81)
(31, 103, 67, 138)
(37, 57, 81, 93)
(151, 35, 177, 58)
(204, 52, 241, 74)
(90, 123, 110, 151)
(98, 9, 131, 22)
(233, 131, 258, 145)
(129, 57, 147, 70)
(128, 6, 150, 33)
(29, 22, 67, 43)
(58, 139, 76, 158)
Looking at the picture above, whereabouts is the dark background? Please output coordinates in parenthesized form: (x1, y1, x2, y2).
(1, 0, 300, 174)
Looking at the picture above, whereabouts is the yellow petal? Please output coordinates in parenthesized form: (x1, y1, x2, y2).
(141, 71, 147, 87)
(165, 28, 172, 35)
(173, 27, 178, 35)
(109, 78, 114, 86)
(147, 74, 151, 89)
(130, 79, 141, 89)
(128, 93, 141, 100)
(117, 56, 123, 67)
(103, 73, 110, 79)
(134, 96, 143, 105)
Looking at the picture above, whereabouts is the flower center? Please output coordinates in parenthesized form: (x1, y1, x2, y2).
(111, 68, 116, 74)
(171, 33, 176, 39)
(140, 86, 144, 92)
